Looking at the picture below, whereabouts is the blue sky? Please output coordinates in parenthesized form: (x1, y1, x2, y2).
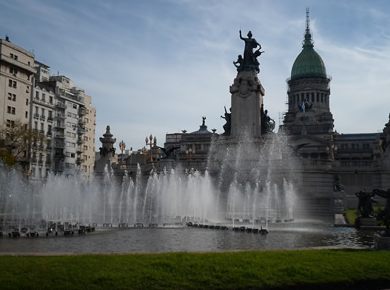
(1, 0, 390, 149)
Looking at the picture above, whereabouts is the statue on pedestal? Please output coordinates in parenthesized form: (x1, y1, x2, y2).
(355, 191, 376, 218)
(373, 188, 390, 235)
(220, 106, 231, 136)
(260, 104, 275, 134)
(237, 30, 264, 73)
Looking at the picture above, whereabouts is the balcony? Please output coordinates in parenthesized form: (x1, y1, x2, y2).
(55, 102, 66, 109)
(79, 107, 87, 116)
(33, 113, 39, 119)
(47, 117, 53, 123)
(55, 113, 65, 119)
(40, 115, 46, 121)
(54, 142, 65, 149)
(0, 54, 36, 74)
(54, 123, 65, 129)
(54, 132, 65, 139)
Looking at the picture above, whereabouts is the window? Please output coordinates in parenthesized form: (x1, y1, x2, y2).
(8, 80, 17, 88)
(7, 106, 15, 114)
(40, 123, 44, 131)
(8, 93, 12, 100)
(25, 111, 28, 118)
(48, 111, 52, 119)
(71, 153, 75, 158)
(6, 120, 15, 127)
(49, 96, 53, 104)
(9, 67, 17, 75)
(35, 91, 39, 99)
(34, 121, 38, 129)
(41, 108, 45, 117)
(73, 104, 78, 109)
(26, 98, 29, 105)
(42, 93, 45, 102)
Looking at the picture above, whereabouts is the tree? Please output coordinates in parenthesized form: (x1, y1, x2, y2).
(0, 121, 44, 171)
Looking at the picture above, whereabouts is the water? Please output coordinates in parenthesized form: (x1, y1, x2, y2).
(0, 226, 375, 254)
(1, 131, 357, 253)
(0, 132, 302, 228)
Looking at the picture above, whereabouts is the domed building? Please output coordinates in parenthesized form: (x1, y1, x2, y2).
(282, 10, 390, 213)
(283, 9, 334, 136)
(103, 10, 390, 221)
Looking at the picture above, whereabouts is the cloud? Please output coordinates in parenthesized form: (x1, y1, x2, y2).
(1, 0, 390, 149)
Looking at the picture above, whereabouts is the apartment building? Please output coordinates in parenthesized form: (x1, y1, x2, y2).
(0, 37, 95, 178)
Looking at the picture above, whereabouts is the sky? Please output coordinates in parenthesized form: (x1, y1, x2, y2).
(1, 0, 390, 150)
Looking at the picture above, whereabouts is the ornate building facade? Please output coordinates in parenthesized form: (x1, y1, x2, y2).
(99, 12, 390, 218)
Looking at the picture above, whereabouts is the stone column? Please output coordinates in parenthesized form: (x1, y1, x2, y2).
(95, 125, 116, 175)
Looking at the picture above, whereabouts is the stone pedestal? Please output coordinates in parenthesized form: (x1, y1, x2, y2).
(375, 235, 390, 250)
(356, 217, 378, 227)
(230, 71, 264, 138)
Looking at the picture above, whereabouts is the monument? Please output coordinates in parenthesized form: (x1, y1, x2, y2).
(230, 30, 265, 138)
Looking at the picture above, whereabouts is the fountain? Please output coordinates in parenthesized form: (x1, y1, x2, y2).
(0, 30, 302, 235)
(0, 30, 378, 252)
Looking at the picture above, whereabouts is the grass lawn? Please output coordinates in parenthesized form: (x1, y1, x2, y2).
(345, 208, 357, 225)
(345, 207, 384, 225)
(1, 249, 390, 289)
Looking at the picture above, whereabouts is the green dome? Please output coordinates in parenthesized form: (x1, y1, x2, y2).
(291, 46, 326, 80)
(290, 17, 327, 80)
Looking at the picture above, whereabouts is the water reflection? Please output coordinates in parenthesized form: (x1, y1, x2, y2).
(0, 227, 375, 254)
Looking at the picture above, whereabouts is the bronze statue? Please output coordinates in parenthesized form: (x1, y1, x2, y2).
(233, 55, 244, 72)
(237, 30, 263, 73)
(355, 191, 376, 218)
(260, 104, 275, 134)
(373, 188, 390, 233)
(221, 106, 231, 136)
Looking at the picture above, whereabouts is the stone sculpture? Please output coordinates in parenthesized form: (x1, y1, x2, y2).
(373, 188, 390, 234)
(220, 106, 231, 136)
(355, 191, 376, 218)
(237, 30, 263, 73)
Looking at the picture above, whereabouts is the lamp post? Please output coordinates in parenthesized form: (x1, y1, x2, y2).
(145, 134, 156, 162)
(185, 147, 193, 169)
(119, 140, 126, 167)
